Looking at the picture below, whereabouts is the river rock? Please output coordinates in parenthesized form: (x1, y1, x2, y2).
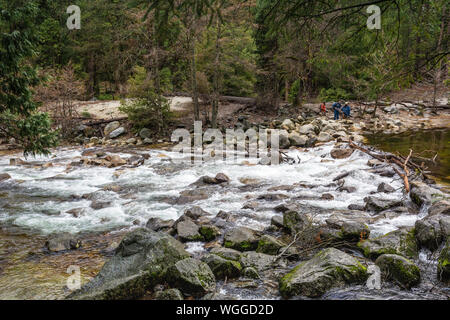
(271, 215, 284, 228)
(199, 225, 221, 241)
(223, 227, 260, 251)
(364, 196, 402, 212)
(239, 251, 276, 271)
(202, 254, 242, 280)
(67, 229, 189, 300)
(278, 130, 290, 149)
(139, 128, 152, 140)
(283, 211, 312, 234)
(0, 173, 11, 182)
(428, 200, 450, 216)
(215, 173, 230, 183)
(176, 218, 203, 242)
(165, 258, 215, 297)
(154, 288, 183, 300)
(437, 240, 449, 283)
(109, 127, 126, 139)
(146, 217, 174, 232)
(299, 124, 315, 135)
(104, 155, 127, 167)
(104, 121, 120, 136)
(410, 181, 445, 207)
(176, 189, 210, 204)
(210, 247, 241, 261)
(358, 228, 418, 259)
(415, 217, 443, 251)
(279, 248, 368, 298)
(256, 235, 287, 255)
(258, 193, 289, 201)
(288, 132, 308, 147)
(340, 221, 370, 242)
(375, 254, 420, 289)
(45, 233, 82, 252)
(281, 119, 295, 131)
(184, 206, 209, 220)
(317, 132, 332, 142)
(330, 148, 354, 159)
(377, 182, 395, 193)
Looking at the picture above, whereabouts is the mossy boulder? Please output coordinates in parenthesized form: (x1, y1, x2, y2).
(202, 254, 242, 280)
(199, 225, 221, 242)
(67, 229, 189, 300)
(428, 200, 450, 217)
(283, 210, 312, 234)
(364, 196, 402, 212)
(437, 240, 449, 283)
(242, 267, 260, 279)
(375, 254, 420, 289)
(223, 227, 260, 251)
(415, 217, 443, 251)
(410, 181, 445, 207)
(166, 258, 216, 298)
(358, 228, 418, 260)
(256, 235, 287, 255)
(339, 221, 370, 242)
(176, 218, 204, 242)
(279, 248, 368, 298)
(154, 288, 184, 300)
(210, 247, 241, 261)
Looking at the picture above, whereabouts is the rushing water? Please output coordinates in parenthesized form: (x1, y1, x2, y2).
(365, 129, 450, 187)
(0, 143, 447, 299)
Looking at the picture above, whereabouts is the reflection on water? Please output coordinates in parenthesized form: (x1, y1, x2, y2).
(365, 129, 450, 187)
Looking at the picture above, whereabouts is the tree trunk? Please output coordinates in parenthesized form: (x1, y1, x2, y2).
(211, 18, 221, 129)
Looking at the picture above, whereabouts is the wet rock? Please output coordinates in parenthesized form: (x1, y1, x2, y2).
(45, 233, 82, 252)
(104, 155, 127, 167)
(242, 267, 260, 279)
(176, 189, 210, 204)
(146, 218, 175, 232)
(437, 240, 449, 283)
(215, 173, 230, 183)
(0, 173, 11, 182)
(338, 186, 357, 193)
(283, 211, 312, 234)
(410, 181, 445, 207)
(271, 215, 284, 228)
(330, 148, 354, 159)
(67, 229, 189, 300)
(278, 131, 290, 149)
(281, 119, 295, 131)
(358, 228, 418, 259)
(428, 200, 450, 216)
(176, 218, 203, 242)
(298, 124, 315, 135)
(274, 203, 298, 213)
(127, 155, 145, 166)
(239, 251, 276, 272)
(348, 204, 365, 211)
(223, 227, 260, 252)
(279, 248, 367, 298)
(258, 193, 289, 201)
(317, 132, 332, 143)
(256, 235, 287, 255)
(367, 159, 384, 167)
(364, 196, 402, 212)
(210, 247, 241, 261)
(154, 288, 183, 300)
(242, 201, 259, 210)
(340, 221, 370, 242)
(104, 121, 120, 136)
(90, 200, 112, 210)
(199, 225, 221, 241)
(166, 258, 216, 297)
(375, 254, 420, 289)
(377, 182, 395, 193)
(109, 127, 126, 139)
(192, 174, 229, 186)
(288, 132, 308, 147)
(321, 193, 334, 200)
(202, 254, 242, 280)
(184, 206, 209, 220)
(415, 217, 443, 251)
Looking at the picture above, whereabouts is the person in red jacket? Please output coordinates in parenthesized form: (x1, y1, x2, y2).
(320, 102, 327, 116)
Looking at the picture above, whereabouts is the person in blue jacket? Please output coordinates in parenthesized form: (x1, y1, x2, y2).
(342, 102, 351, 119)
(332, 101, 342, 120)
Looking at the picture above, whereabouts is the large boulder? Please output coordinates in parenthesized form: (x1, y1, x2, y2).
(317, 132, 332, 143)
(45, 233, 82, 252)
(176, 217, 203, 242)
(67, 229, 189, 300)
(298, 124, 315, 135)
(139, 128, 152, 140)
(283, 211, 312, 234)
(437, 240, 449, 283)
(428, 200, 450, 217)
(279, 248, 367, 298)
(415, 217, 444, 251)
(256, 235, 287, 255)
(358, 228, 418, 259)
(281, 119, 295, 131)
(288, 132, 308, 147)
(330, 148, 354, 159)
(410, 181, 445, 207)
(223, 227, 260, 251)
(375, 254, 420, 289)
(239, 251, 277, 272)
(0, 173, 11, 182)
(364, 196, 403, 212)
(202, 254, 242, 280)
(278, 130, 290, 149)
(104, 121, 120, 136)
(165, 258, 216, 297)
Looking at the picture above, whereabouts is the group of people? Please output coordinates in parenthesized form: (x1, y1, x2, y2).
(320, 101, 351, 120)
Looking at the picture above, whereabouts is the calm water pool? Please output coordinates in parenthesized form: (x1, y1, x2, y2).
(365, 129, 450, 187)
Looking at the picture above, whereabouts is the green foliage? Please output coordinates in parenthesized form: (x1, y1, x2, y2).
(0, 1, 58, 156)
(318, 88, 353, 102)
(119, 90, 172, 133)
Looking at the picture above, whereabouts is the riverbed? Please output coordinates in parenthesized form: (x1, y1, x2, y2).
(0, 142, 448, 300)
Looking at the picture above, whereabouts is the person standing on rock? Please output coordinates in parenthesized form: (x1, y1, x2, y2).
(332, 101, 342, 120)
(320, 102, 327, 116)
